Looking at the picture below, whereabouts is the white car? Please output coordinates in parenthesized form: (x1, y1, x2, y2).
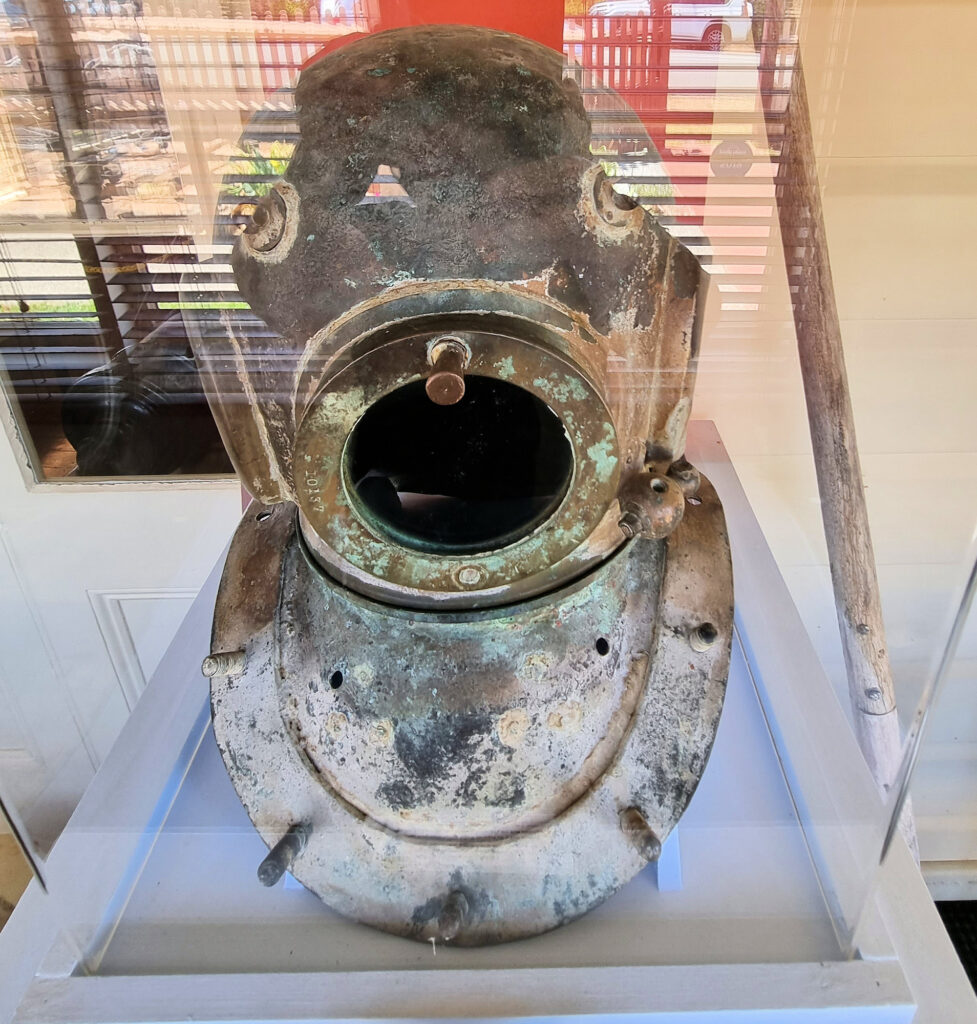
(587, 0, 754, 50)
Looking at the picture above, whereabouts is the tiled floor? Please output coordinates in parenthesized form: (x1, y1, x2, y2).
(0, 834, 33, 932)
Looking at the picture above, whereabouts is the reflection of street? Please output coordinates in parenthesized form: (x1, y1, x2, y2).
(567, 17, 768, 218)
(0, 23, 73, 217)
(0, 3, 792, 480)
(0, 12, 359, 222)
(0, 6, 787, 228)
(564, 17, 782, 327)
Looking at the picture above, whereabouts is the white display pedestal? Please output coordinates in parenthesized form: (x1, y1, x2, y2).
(1, 423, 973, 1023)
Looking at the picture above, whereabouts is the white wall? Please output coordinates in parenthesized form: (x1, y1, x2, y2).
(0, 411, 240, 851)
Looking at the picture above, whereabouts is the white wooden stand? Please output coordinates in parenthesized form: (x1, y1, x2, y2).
(1, 423, 973, 1023)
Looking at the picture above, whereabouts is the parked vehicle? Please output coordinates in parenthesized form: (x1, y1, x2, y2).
(587, 0, 754, 50)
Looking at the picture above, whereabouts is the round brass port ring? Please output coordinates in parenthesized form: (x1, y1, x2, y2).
(294, 324, 621, 608)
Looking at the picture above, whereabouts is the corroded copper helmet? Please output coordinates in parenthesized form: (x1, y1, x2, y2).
(191, 25, 732, 945)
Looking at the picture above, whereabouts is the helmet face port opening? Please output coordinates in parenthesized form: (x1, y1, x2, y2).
(293, 307, 622, 607)
(344, 375, 573, 555)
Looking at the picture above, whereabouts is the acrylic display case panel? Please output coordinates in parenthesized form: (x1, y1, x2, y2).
(1, 1, 976, 1019)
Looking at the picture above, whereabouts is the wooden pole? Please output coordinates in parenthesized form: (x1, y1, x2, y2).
(764, 10, 917, 854)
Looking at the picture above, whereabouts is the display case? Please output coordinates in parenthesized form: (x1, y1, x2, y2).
(0, 422, 963, 1023)
(1, 0, 975, 1020)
